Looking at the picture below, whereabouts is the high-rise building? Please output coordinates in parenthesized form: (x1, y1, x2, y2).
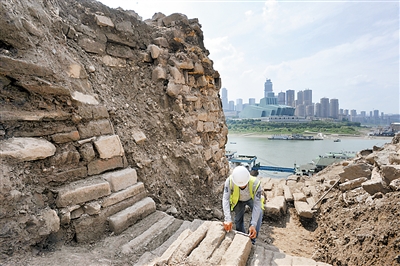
(330, 98, 339, 119)
(277, 92, 285, 105)
(236, 98, 243, 111)
(228, 101, 235, 111)
(264, 79, 273, 98)
(249, 98, 256, 105)
(306, 104, 314, 117)
(315, 102, 321, 117)
(221, 87, 228, 110)
(303, 89, 312, 106)
(296, 90, 304, 107)
(320, 98, 330, 118)
(286, 89, 295, 107)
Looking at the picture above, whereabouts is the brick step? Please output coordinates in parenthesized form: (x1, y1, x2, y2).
(135, 219, 205, 266)
(248, 244, 332, 266)
(144, 221, 253, 266)
(108, 196, 156, 234)
(120, 214, 183, 263)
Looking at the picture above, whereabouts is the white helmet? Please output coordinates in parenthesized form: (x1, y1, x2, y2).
(232, 166, 250, 187)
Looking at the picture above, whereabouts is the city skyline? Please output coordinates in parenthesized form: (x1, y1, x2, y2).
(222, 83, 397, 117)
(97, 0, 399, 114)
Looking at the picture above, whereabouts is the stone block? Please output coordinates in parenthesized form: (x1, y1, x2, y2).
(169, 66, 185, 84)
(95, 14, 114, 27)
(108, 197, 156, 234)
(148, 44, 161, 59)
(265, 196, 287, 219)
(283, 185, 293, 202)
(169, 221, 211, 264)
(132, 130, 147, 144)
(152, 65, 167, 81)
(87, 156, 124, 175)
(381, 165, 400, 185)
(121, 215, 176, 255)
(339, 177, 368, 191)
(220, 234, 252, 266)
(78, 119, 114, 139)
(209, 237, 233, 265)
(187, 222, 226, 264)
(102, 182, 145, 208)
(102, 167, 137, 192)
(51, 130, 80, 144)
(293, 192, 306, 202)
(362, 179, 387, 195)
(71, 91, 99, 105)
(50, 167, 88, 183)
(56, 179, 111, 207)
(0, 137, 56, 161)
(0, 110, 70, 122)
(339, 163, 371, 182)
(203, 121, 214, 132)
(94, 135, 124, 159)
(152, 229, 192, 265)
(294, 201, 314, 219)
(74, 193, 145, 243)
(166, 82, 181, 97)
(79, 142, 96, 162)
(78, 37, 106, 54)
(84, 201, 101, 215)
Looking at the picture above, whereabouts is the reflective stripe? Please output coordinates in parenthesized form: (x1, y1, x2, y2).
(230, 176, 264, 211)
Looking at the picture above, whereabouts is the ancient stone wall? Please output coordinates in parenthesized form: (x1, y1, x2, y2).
(0, 0, 229, 257)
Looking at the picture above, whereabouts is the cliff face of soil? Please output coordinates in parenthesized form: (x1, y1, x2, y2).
(0, 0, 229, 257)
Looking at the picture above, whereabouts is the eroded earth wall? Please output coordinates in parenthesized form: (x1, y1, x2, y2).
(0, 0, 229, 257)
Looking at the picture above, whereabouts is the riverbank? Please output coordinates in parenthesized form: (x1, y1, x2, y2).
(228, 131, 392, 141)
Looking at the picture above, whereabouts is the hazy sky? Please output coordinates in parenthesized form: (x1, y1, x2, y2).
(97, 0, 399, 115)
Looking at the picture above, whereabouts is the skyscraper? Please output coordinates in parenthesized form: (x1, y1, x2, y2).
(264, 79, 273, 98)
(286, 89, 295, 107)
(221, 87, 228, 110)
(236, 98, 243, 111)
(303, 89, 312, 106)
(329, 98, 339, 119)
(277, 92, 285, 105)
(320, 98, 330, 118)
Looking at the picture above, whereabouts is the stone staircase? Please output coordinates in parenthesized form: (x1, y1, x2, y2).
(15, 164, 331, 266)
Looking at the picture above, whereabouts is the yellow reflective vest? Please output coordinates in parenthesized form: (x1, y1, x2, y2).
(229, 175, 265, 211)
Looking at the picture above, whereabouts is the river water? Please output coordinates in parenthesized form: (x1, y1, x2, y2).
(226, 134, 392, 178)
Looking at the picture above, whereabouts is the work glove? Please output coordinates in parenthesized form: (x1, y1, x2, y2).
(223, 221, 232, 232)
(249, 225, 257, 239)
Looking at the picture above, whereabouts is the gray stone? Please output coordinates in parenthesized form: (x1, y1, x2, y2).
(87, 156, 124, 175)
(51, 130, 80, 144)
(102, 167, 137, 192)
(56, 179, 111, 207)
(381, 165, 400, 185)
(265, 196, 287, 218)
(362, 179, 386, 195)
(71, 91, 99, 105)
(78, 119, 114, 139)
(294, 201, 314, 219)
(94, 135, 124, 159)
(0, 137, 56, 161)
(339, 177, 368, 191)
(339, 163, 372, 182)
(95, 14, 114, 27)
(220, 234, 252, 266)
(102, 182, 145, 208)
(108, 197, 156, 234)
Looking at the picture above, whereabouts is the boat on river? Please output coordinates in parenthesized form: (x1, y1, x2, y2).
(296, 151, 356, 175)
(268, 133, 323, 141)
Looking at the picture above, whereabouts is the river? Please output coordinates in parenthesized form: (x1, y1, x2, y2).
(226, 134, 392, 178)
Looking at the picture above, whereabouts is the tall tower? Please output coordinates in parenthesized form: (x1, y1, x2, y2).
(320, 97, 330, 118)
(303, 89, 312, 106)
(329, 98, 339, 119)
(264, 79, 273, 98)
(236, 98, 243, 111)
(221, 87, 228, 110)
(286, 89, 295, 107)
(296, 91, 304, 107)
(277, 92, 286, 105)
